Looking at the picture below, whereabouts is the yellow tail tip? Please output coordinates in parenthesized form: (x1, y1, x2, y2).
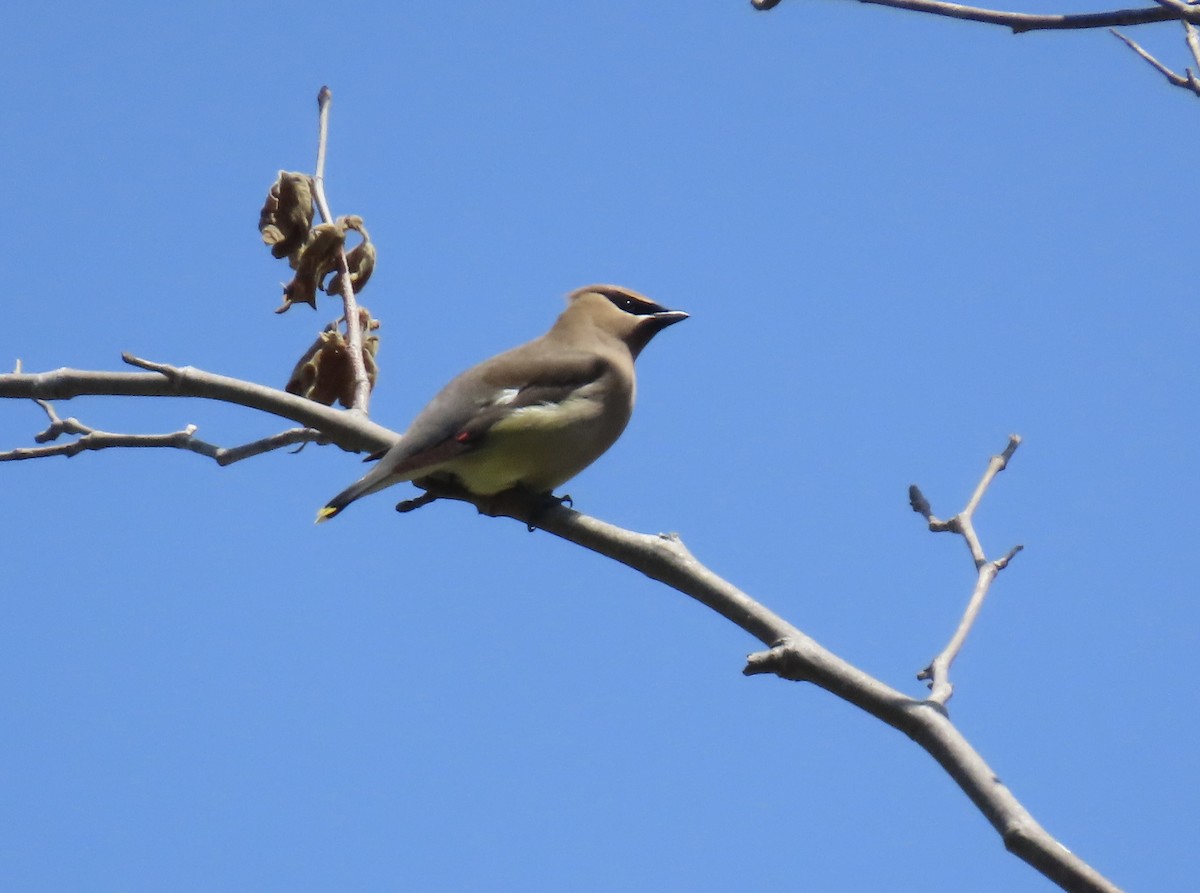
(315, 505, 339, 524)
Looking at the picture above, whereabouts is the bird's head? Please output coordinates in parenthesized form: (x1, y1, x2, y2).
(564, 284, 688, 358)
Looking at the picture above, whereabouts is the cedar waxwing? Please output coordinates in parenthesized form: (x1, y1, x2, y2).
(315, 285, 687, 522)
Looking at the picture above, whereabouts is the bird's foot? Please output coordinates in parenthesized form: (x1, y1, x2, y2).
(396, 477, 469, 514)
(395, 491, 440, 514)
(397, 480, 574, 530)
(522, 491, 573, 532)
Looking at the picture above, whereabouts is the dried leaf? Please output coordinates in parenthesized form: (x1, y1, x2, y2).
(340, 332, 380, 408)
(285, 310, 382, 408)
(326, 215, 377, 296)
(258, 172, 314, 262)
(276, 223, 345, 313)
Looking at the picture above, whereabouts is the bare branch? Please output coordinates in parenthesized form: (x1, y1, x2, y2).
(912, 436, 1024, 705)
(0, 358, 396, 455)
(753, 0, 1178, 33)
(420, 487, 1119, 893)
(963, 432, 1020, 520)
(314, 86, 333, 213)
(755, 0, 1200, 94)
(308, 86, 371, 413)
(215, 428, 327, 465)
(1, 362, 1119, 891)
(0, 423, 310, 464)
(1185, 17, 1200, 66)
(1111, 25, 1200, 93)
(2, 389, 327, 465)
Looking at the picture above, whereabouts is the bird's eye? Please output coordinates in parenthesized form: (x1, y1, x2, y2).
(597, 287, 668, 316)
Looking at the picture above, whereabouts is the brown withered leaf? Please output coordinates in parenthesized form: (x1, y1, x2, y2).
(275, 222, 345, 313)
(325, 215, 377, 296)
(285, 310, 381, 408)
(259, 172, 314, 261)
(340, 331, 380, 408)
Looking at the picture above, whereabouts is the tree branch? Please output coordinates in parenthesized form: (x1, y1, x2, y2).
(0, 408, 324, 465)
(1111, 21, 1200, 94)
(910, 435, 1024, 704)
(310, 86, 372, 413)
(753, 0, 1178, 34)
(0, 355, 396, 455)
(0, 368, 1119, 892)
(428, 484, 1119, 893)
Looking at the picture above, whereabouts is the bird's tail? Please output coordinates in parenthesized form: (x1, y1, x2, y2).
(315, 490, 356, 523)
(315, 476, 380, 524)
(314, 449, 405, 523)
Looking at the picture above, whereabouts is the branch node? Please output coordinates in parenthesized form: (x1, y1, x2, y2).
(121, 353, 180, 378)
(997, 433, 1021, 467)
(743, 639, 813, 682)
(994, 544, 1024, 570)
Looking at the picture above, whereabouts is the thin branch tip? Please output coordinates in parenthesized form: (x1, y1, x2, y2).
(995, 544, 1025, 569)
(1111, 25, 1200, 93)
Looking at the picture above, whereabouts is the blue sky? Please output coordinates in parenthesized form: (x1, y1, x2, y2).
(3, 2, 1197, 890)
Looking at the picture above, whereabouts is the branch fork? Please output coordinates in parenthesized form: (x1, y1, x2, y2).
(910, 435, 1024, 705)
(1, 356, 331, 466)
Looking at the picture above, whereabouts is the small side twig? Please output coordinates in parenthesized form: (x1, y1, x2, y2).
(910, 435, 1024, 705)
(2, 396, 325, 466)
(121, 352, 181, 377)
(1111, 22, 1200, 96)
(309, 86, 371, 413)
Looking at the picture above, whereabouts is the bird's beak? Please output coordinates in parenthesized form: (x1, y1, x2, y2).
(649, 309, 689, 330)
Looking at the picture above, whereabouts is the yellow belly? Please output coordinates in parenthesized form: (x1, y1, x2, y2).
(432, 396, 627, 495)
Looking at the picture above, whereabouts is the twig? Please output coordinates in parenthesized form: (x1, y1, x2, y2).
(122, 352, 181, 376)
(308, 86, 371, 413)
(314, 87, 332, 208)
(753, 0, 1179, 33)
(1111, 24, 1200, 94)
(910, 435, 1024, 705)
(2, 407, 326, 465)
(1186, 16, 1200, 65)
(0, 358, 396, 454)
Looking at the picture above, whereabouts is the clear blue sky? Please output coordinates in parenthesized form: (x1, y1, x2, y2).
(3, 2, 1197, 891)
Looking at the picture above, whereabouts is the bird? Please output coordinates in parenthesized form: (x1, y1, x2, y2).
(315, 284, 687, 522)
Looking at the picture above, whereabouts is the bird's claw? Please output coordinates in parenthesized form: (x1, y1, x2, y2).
(524, 491, 573, 531)
(395, 491, 440, 514)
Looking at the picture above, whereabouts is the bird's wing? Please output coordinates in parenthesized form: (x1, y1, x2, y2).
(386, 346, 611, 478)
